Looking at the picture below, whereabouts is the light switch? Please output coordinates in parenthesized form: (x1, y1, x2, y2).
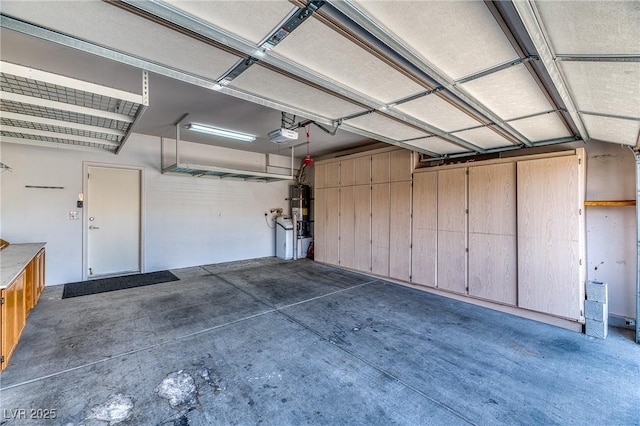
(69, 211, 79, 220)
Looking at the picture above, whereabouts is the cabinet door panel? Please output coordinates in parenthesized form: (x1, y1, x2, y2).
(326, 162, 341, 188)
(371, 183, 390, 276)
(469, 163, 516, 236)
(468, 163, 517, 304)
(372, 153, 390, 184)
(340, 159, 355, 187)
(339, 187, 355, 269)
(325, 188, 341, 265)
(315, 163, 327, 189)
(437, 231, 467, 294)
(437, 168, 467, 293)
(438, 168, 466, 232)
(412, 171, 438, 287)
(468, 234, 517, 304)
(354, 156, 371, 185)
(314, 188, 327, 263)
(390, 150, 413, 182)
(517, 155, 582, 319)
(353, 185, 371, 272)
(389, 181, 412, 281)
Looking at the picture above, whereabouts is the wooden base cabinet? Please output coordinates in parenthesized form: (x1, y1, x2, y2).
(1, 271, 26, 371)
(1, 246, 45, 371)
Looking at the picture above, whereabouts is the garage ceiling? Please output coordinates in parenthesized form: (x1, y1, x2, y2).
(0, 1, 638, 159)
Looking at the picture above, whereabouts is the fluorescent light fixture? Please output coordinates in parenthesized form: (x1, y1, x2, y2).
(185, 123, 256, 142)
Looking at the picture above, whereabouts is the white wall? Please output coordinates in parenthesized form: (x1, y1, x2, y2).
(0, 135, 290, 285)
(584, 141, 636, 319)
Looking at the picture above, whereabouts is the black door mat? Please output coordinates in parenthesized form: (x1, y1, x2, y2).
(62, 271, 180, 299)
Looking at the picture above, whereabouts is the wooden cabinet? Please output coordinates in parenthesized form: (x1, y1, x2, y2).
(314, 147, 586, 329)
(389, 181, 412, 281)
(314, 188, 327, 263)
(339, 186, 355, 269)
(315, 148, 409, 277)
(468, 163, 517, 305)
(340, 159, 355, 187)
(315, 163, 327, 189)
(326, 162, 341, 188)
(372, 152, 390, 184)
(1, 245, 45, 371)
(390, 149, 413, 182)
(517, 153, 585, 320)
(371, 183, 390, 276)
(36, 249, 46, 299)
(411, 171, 438, 287)
(2, 270, 26, 371)
(325, 187, 341, 265)
(353, 185, 371, 272)
(354, 156, 371, 186)
(437, 168, 467, 295)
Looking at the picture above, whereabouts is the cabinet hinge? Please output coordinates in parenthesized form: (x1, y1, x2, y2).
(579, 208, 582, 215)
(465, 248, 469, 253)
(579, 259, 582, 266)
(465, 208, 469, 214)
(578, 158, 582, 165)
(0, 297, 4, 305)
(0, 355, 4, 364)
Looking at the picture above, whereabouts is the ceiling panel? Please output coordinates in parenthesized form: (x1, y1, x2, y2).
(560, 61, 640, 118)
(404, 137, 469, 155)
(273, 18, 424, 104)
(393, 93, 482, 132)
(345, 113, 429, 142)
(535, 1, 640, 55)
(352, 0, 519, 80)
(460, 64, 554, 121)
(230, 66, 367, 120)
(162, 0, 295, 45)
(583, 115, 640, 146)
(452, 126, 514, 150)
(507, 113, 571, 142)
(0, 1, 240, 81)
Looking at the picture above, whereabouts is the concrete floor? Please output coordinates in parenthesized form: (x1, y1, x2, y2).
(1, 258, 638, 425)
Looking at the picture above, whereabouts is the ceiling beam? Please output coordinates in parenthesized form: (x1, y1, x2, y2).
(325, 0, 532, 149)
(509, 0, 589, 142)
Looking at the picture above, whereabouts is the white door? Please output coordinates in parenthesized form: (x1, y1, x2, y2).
(87, 166, 141, 277)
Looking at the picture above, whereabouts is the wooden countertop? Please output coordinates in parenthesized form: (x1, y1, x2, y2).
(0, 243, 46, 289)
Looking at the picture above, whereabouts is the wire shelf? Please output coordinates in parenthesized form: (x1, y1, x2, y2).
(0, 61, 147, 153)
(1, 131, 118, 151)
